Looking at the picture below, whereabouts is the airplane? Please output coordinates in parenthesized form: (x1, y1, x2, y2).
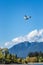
(24, 15, 31, 20)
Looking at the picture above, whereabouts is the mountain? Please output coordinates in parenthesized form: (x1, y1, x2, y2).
(9, 41, 43, 58)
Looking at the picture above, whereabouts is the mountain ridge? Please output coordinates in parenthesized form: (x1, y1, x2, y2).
(9, 41, 43, 58)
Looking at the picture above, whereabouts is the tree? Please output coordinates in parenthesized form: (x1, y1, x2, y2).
(25, 57, 30, 63)
(17, 58, 22, 64)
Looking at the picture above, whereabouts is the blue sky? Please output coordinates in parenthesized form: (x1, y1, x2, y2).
(0, 0, 43, 48)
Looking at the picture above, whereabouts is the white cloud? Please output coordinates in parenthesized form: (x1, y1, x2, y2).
(27, 30, 38, 38)
(5, 42, 12, 48)
(26, 30, 38, 42)
(5, 42, 10, 46)
(4, 29, 43, 48)
(12, 36, 27, 43)
(27, 29, 43, 42)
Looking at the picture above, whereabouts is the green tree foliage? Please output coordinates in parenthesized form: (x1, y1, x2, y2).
(0, 48, 43, 64)
(0, 51, 3, 59)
